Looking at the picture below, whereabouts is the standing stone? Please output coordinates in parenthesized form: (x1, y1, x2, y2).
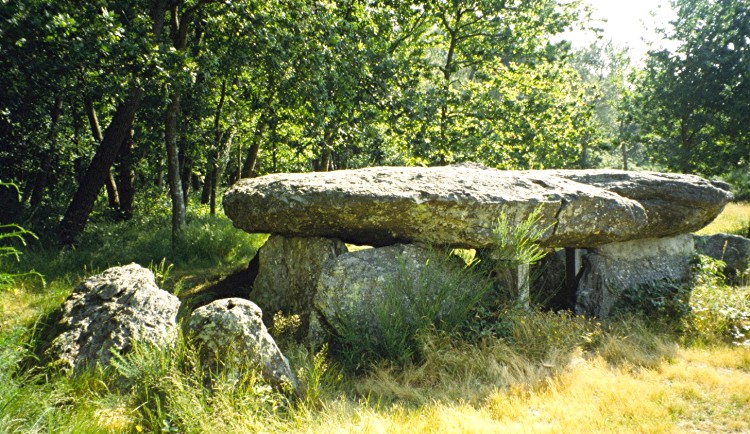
(47, 263, 180, 373)
(576, 234, 695, 317)
(694, 233, 750, 277)
(186, 298, 299, 394)
(251, 235, 348, 343)
(315, 244, 488, 344)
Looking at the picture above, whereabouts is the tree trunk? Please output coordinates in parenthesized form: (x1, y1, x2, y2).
(116, 128, 135, 220)
(58, 87, 144, 245)
(165, 89, 186, 244)
(57, 1, 168, 244)
(240, 115, 267, 179)
(84, 95, 120, 211)
(319, 148, 332, 172)
(210, 131, 234, 215)
(179, 146, 192, 207)
(317, 126, 336, 172)
(200, 169, 212, 204)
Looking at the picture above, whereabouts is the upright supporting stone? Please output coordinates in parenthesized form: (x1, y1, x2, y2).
(563, 247, 580, 309)
(251, 235, 348, 344)
(576, 234, 695, 317)
(516, 263, 530, 310)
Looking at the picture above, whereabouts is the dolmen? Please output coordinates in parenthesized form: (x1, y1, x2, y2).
(224, 164, 733, 328)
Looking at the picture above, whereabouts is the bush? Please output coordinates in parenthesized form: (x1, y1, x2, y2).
(608, 279, 692, 327)
(722, 165, 750, 201)
(685, 255, 750, 346)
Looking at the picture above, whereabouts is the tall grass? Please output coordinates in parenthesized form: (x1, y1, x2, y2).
(332, 249, 493, 372)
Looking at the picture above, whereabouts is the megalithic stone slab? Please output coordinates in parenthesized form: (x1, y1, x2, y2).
(552, 170, 733, 239)
(223, 165, 732, 249)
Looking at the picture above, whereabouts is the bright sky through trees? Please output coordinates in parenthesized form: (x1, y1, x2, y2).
(570, 0, 678, 60)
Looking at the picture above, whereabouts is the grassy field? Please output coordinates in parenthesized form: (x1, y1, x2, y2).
(1, 201, 749, 433)
(698, 202, 750, 236)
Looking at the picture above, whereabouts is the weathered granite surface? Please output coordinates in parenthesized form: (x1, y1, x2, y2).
(315, 244, 490, 342)
(552, 170, 732, 239)
(251, 235, 347, 343)
(186, 298, 299, 394)
(224, 165, 731, 249)
(47, 264, 180, 373)
(694, 233, 750, 277)
(576, 234, 695, 317)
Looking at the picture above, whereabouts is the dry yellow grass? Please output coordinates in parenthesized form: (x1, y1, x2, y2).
(287, 346, 750, 434)
(698, 202, 750, 235)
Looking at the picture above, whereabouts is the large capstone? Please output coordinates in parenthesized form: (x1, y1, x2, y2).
(224, 165, 731, 249)
(576, 234, 695, 318)
(186, 298, 299, 394)
(251, 235, 348, 344)
(47, 264, 180, 373)
(552, 170, 732, 239)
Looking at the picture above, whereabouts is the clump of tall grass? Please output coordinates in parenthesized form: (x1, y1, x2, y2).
(332, 249, 493, 373)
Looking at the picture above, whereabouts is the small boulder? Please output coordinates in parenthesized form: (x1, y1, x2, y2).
(186, 298, 298, 394)
(47, 263, 180, 373)
(694, 233, 750, 277)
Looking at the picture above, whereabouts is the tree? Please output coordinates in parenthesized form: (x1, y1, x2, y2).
(633, 0, 750, 176)
(390, 0, 592, 168)
(571, 41, 635, 168)
(58, 0, 169, 245)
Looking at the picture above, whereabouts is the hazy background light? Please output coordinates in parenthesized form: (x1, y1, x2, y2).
(567, 0, 679, 61)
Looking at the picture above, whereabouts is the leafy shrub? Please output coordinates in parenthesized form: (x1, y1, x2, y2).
(609, 279, 692, 327)
(722, 165, 750, 201)
(479, 206, 551, 308)
(685, 255, 750, 346)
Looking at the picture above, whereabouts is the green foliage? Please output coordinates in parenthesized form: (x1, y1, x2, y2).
(109, 337, 287, 433)
(478, 206, 551, 308)
(609, 280, 693, 327)
(632, 0, 750, 177)
(15, 200, 265, 284)
(486, 206, 550, 267)
(605, 254, 750, 347)
(0, 182, 44, 289)
(333, 250, 493, 373)
(685, 255, 750, 347)
(723, 167, 750, 201)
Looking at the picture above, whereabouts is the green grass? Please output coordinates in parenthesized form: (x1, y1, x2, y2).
(698, 202, 750, 236)
(1, 195, 749, 433)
